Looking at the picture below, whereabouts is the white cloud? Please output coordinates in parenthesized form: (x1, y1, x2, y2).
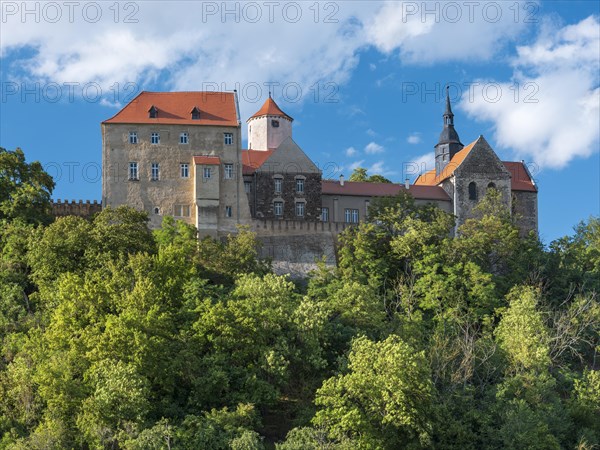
(460, 16, 600, 169)
(365, 142, 384, 154)
(407, 132, 422, 144)
(349, 160, 365, 171)
(369, 160, 397, 178)
(369, 63, 377, 71)
(408, 152, 435, 178)
(345, 146, 358, 157)
(366, 128, 377, 137)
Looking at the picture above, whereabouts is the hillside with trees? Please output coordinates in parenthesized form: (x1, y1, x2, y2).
(1, 147, 599, 449)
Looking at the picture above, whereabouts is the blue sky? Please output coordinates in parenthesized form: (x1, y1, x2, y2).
(1, 1, 598, 244)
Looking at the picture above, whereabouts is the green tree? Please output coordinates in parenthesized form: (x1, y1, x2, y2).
(0, 147, 55, 225)
(348, 167, 391, 183)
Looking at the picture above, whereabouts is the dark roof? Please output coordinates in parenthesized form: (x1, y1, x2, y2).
(103, 91, 238, 126)
(321, 180, 451, 201)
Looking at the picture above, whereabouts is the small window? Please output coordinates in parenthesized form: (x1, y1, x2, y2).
(180, 132, 189, 144)
(128, 162, 138, 181)
(296, 202, 305, 217)
(203, 167, 211, 179)
(296, 178, 305, 193)
(180, 163, 189, 178)
(151, 163, 160, 181)
(191, 107, 200, 120)
(224, 163, 234, 179)
(274, 178, 283, 194)
(244, 181, 252, 193)
(149, 106, 158, 119)
(274, 201, 283, 217)
(129, 132, 138, 144)
(174, 205, 190, 217)
(469, 182, 478, 200)
(225, 206, 232, 218)
(488, 182, 496, 190)
(271, 120, 279, 128)
(224, 133, 233, 145)
(151, 132, 160, 145)
(345, 208, 359, 223)
(153, 207, 160, 215)
(321, 207, 329, 222)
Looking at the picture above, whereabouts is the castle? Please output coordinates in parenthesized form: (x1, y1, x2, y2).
(95, 88, 537, 273)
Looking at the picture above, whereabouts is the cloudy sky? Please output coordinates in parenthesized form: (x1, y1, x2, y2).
(1, 1, 598, 242)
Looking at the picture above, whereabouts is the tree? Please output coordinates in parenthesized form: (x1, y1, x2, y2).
(348, 167, 391, 183)
(0, 147, 55, 225)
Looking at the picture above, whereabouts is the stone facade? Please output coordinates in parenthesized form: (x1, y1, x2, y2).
(52, 199, 102, 218)
(512, 191, 538, 235)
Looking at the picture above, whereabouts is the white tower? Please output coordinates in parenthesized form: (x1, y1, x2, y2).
(247, 94, 293, 151)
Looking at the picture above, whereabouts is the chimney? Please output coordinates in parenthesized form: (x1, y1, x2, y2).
(339, 174, 345, 186)
(405, 177, 410, 189)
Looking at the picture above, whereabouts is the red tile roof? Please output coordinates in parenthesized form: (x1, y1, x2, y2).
(248, 97, 293, 121)
(103, 91, 239, 126)
(241, 149, 274, 175)
(321, 180, 451, 201)
(503, 161, 537, 192)
(193, 156, 221, 165)
(414, 139, 477, 186)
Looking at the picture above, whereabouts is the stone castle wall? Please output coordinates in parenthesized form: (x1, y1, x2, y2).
(52, 199, 102, 218)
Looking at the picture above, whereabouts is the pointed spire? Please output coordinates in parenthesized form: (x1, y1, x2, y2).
(443, 85, 454, 126)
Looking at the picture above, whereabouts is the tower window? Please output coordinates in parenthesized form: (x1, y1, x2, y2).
(153, 207, 161, 215)
(224, 164, 234, 179)
(225, 206, 232, 218)
(149, 106, 158, 118)
(271, 120, 280, 128)
(487, 182, 496, 190)
(468, 182, 478, 200)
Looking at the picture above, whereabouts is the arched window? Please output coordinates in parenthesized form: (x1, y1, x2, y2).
(468, 182, 477, 200)
(487, 182, 496, 190)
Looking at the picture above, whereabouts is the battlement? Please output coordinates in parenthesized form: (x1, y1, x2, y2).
(52, 199, 102, 218)
(250, 218, 356, 237)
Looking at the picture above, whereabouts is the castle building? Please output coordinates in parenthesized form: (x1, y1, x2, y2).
(100, 88, 538, 244)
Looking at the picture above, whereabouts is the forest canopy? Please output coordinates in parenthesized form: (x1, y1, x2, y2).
(0, 147, 598, 449)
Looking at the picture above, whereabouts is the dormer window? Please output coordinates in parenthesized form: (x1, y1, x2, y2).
(191, 107, 200, 120)
(149, 106, 158, 119)
(271, 119, 279, 128)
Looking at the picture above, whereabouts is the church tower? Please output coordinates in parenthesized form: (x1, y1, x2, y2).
(247, 94, 293, 151)
(435, 86, 464, 175)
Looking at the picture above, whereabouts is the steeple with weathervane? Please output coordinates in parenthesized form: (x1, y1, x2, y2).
(435, 86, 464, 175)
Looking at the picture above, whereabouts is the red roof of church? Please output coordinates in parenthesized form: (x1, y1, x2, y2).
(321, 180, 451, 201)
(248, 97, 293, 121)
(193, 156, 221, 165)
(241, 149, 274, 175)
(103, 91, 238, 126)
(414, 138, 537, 192)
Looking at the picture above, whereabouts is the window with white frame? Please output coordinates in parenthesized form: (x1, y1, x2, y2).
(128, 162, 138, 180)
(244, 181, 252, 193)
(129, 131, 138, 144)
(203, 167, 211, 179)
(151, 132, 160, 145)
(296, 178, 305, 193)
(296, 202, 305, 217)
(224, 133, 233, 145)
(151, 163, 160, 181)
(225, 206, 232, 218)
(174, 204, 190, 217)
(345, 208, 359, 223)
(180, 132, 189, 144)
(274, 201, 283, 217)
(321, 207, 329, 222)
(180, 163, 189, 178)
(224, 163, 233, 179)
(274, 177, 283, 193)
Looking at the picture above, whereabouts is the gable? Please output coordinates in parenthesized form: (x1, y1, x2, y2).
(257, 137, 320, 174)
(455, 135, 511, 179)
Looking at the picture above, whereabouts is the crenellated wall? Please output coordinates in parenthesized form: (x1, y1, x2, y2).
(52, 199, 102, 218)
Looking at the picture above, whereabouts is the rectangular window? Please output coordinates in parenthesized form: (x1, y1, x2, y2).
(224, 133, 233, 145)
(129, 131, 138, 144)
(274, 201, 283, 217)
(180, 132, 189, 144)
(174, 204, 190, 217)
(203, 167, 211, 179)
(151, 163, 160, 181)
(296, 202, 305, 217)
(225, 206, 232, 218)
(128, 162, 138, 181)
(296, 178, 304, 193)
(244, 181, 251, 193)
(274, 178, 282, 193)
(224, 163, 233, 179)
(180, 163, 189, 178)
(345, 208, 359, 223)
(321, 207, 329, 222)
(151, 132, 160, 145)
